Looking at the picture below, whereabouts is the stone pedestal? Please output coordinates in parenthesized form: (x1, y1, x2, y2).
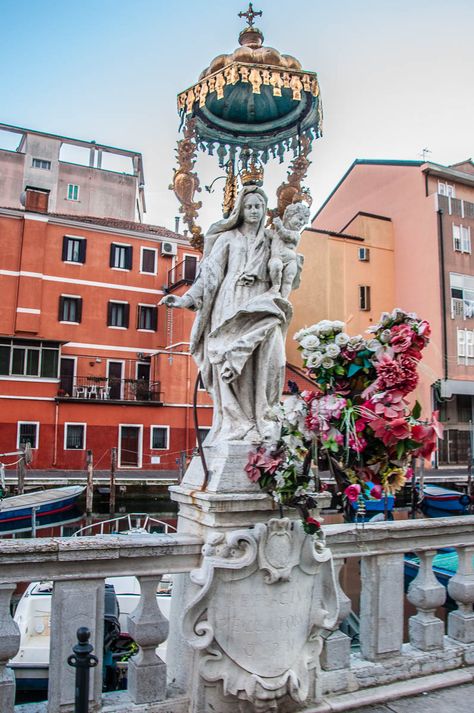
(168, 446, 335, 712)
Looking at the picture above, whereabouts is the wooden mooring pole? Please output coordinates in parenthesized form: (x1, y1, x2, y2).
(109, 447, 117, 514)
(86, 449, 94, 515)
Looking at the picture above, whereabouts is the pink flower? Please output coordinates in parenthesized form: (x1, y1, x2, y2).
(245, 448, 266, 482)
(371, 484, 383, 499)
(391, 417, 411, 440)
(370, 418, 396, 446)
(375, 352, 405, 389)
(405, 467, 414, 481)
(262, 453, 283, 475)
(432, 410, 443, 439)
(349, 433, 367, 453)
(390, 324, 414, 353)
(344, 483, 361, 502)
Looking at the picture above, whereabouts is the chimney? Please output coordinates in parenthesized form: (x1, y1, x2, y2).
(174, 216, 180, 233)
(23, 187, 50, 213)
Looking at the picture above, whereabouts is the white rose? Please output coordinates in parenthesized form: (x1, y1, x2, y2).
(325, 343, 341, 358)
(317, 319, 334, 336)
(348, 335, 363, 349)
(293, 328, 309, 342)
(332, 320, 345, 333)
(391, 307, 406, 321)
(380, 312, 392, 326)
(300, 334, 320, 351)
(366, 338, 382, 352)
(335, 332, 350, 346)
(306, 324, 321, 336)
(306, 352, 323, 368)
(321, 357, 334, 369)
(380, 329, 391, 343)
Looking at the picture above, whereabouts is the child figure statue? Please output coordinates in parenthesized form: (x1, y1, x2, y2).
(268, 201, 310, 299)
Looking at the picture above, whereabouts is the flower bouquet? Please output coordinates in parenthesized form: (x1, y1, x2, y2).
(245, 309, 442, 532)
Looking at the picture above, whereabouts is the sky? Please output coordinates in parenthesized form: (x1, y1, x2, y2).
(1, 0, 473, 231)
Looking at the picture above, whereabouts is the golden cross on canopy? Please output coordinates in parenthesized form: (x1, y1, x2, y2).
(238, 3, 262, 28)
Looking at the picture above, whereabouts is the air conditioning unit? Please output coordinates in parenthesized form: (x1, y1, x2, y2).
(358, 247, 370, 262)
(161, 241, 177, 257)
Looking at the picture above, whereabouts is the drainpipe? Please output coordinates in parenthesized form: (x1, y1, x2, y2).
(53, 402, 59, 466)
(437, 208, 448, 381)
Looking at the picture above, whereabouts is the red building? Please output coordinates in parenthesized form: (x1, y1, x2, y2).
(0, 189, 211, 475)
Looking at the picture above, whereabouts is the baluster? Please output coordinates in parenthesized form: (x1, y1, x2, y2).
(0, 584, 20, 713)
(447, 546, 474, 643)
(48, 579, 104, 713)
(127, 575, 169, 704)
(321, 557, 352, 671)
(407, 550, 446, 651)
(360, 553, 404, 661)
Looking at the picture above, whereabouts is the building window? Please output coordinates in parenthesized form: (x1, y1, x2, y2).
(359, 285, 371, 311)
(137, 305, 157, 331)
(0, 338, 59, 378)
(438, 181, 456, 198)
(59, 296, 82, 323)
(32, 158, 51, 170)
(67, 184, 79, 201)
(141, 248, 157, 274)
(65, 423, 85, 450)
(453, 224, 471, 254)
(17, 422, 39, 449)
(107, 301, 129, 328)
(110, 243, 132, 270)
(358, 247, 370, 262)
(457, 329, 474, 361)
(151, 426, 169, 450)
(62, 236, 86, 263)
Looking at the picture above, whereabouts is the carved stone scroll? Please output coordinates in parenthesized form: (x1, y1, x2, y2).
(182, 518, 338, 712)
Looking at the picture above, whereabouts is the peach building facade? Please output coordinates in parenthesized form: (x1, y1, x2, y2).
(290, 158, 474, 464)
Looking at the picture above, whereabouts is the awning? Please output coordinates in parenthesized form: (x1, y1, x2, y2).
(439, 379, 474, 398)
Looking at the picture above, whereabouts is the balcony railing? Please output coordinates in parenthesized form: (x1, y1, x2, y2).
(438, 193, 474, 219)
(167, 258, 197, 291)
(3, 515, 474, 712)
(57, 377, 162, 403)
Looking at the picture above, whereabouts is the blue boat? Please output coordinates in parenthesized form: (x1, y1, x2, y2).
(418, 484, 470, 518)
(346, 482, 395, 522)
(0, 486, 85, 534)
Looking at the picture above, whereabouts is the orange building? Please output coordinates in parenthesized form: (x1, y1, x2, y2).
(0, 189, 211, 474)
(289, 158, 474, 465)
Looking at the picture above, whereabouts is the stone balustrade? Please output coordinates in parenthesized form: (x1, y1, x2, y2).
(3, 515, 474, 712)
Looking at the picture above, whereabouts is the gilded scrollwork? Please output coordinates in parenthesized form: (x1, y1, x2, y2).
(169, 118, 204, 250)
(268, 134, 313, 226)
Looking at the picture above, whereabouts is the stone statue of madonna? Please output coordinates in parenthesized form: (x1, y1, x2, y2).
(161, 186, 300, 445)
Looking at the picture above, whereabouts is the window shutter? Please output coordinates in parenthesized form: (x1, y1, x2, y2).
(124, 303, 130, 328)
(126, 246, 133, 270)
(109, 245, 115, 268)
(458, 330, 466, 357)
(62, 236, 68, 261)
(58, 296, 65, 321)
(79, 239, 87, 263)
(76, 298, 83, 324)
(151, 306, 158, 331)
(107, 302, 112, 326)
(467, 331, 474, 358)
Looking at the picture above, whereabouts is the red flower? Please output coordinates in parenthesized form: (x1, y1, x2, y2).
(375, 352, 405, 389)
(306, 516, 321, 528)
(371, 484, 383, 499)
(390, 417, 411, 440)
(405, 467, 414, 481)
(344, 483, 361, 502)
(370, 418, 396, 446)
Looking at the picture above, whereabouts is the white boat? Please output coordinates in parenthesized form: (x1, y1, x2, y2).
(10, 515, 175, 691)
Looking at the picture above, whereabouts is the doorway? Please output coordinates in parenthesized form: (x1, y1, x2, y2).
(107, 361, 124, 400)
(119, 425, 142, 467)
(59, 357, 75, 396)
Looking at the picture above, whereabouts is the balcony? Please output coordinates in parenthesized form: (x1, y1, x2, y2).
(167, 258, 197, 292)
(438, 194, 474, 219)
(3, 516, 474, 712)
(56, 376, 162, 404)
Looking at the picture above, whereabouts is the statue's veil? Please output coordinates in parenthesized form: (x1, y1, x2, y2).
(203, 185, 268, 258)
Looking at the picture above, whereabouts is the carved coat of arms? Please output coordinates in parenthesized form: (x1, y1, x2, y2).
(182, 518, 339, 712)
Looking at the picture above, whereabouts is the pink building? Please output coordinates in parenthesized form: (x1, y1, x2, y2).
(307, 158, 474, 465)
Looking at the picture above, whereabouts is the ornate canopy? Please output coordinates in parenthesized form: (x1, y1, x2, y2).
(170, 4, 323, 248)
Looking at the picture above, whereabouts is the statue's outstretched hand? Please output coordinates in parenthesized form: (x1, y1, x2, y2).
(159, 294, 185, 308)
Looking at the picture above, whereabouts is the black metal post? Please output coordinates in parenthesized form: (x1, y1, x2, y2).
(67, 627, 98, 713)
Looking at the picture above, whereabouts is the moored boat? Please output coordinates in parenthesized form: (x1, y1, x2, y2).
(0, 486, 85, 534)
